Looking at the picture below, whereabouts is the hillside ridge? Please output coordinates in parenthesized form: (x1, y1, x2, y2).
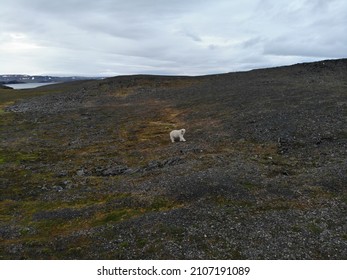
(1, 58, 346, 259)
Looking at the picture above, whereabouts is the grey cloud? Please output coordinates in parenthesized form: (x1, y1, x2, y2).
(264, 36, 347, 59)
(262, 0, 347, 59)
(183, 32, 203, 42)
(0, 0, 346, 76)
(241, 37, 264, 48)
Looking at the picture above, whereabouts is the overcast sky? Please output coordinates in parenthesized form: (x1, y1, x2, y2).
(1, 0, 346, 76)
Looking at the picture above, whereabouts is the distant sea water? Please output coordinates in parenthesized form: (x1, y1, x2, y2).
(6, 82, 58, 89)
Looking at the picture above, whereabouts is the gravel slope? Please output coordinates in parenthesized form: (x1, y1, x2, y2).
(1, 59, 346, 259)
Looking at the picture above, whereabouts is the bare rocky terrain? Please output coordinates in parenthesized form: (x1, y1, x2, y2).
(1, 59, 346, 259)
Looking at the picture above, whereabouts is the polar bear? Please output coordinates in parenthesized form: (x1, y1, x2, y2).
(170, 129, 186, 143)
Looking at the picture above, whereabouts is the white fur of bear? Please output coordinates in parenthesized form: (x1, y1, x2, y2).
(170, 129, 186, 143)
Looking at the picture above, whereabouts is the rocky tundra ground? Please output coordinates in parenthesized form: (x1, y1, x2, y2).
(0, 59, 346, 259)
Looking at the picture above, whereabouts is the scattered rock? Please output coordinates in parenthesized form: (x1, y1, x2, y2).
(76, 169, 86, 176)
(100, 165, 128, 176)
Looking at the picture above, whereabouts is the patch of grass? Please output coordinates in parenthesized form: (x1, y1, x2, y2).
(291, 225, 302, 233)
(93, 208, 144, 226)
(115, 117, 178, 166)
(0, 191, 183, 249)
(136, 238, 148, 248)
(341, 194, 347, 204)
(0, 149, 40, 164)
(0, 88, 51, 108)
(149, 196, 179, 211)
(307, 223, 323, 235)
(243, 182, 259, 190)
(254, 199, 299, 212)
(16, 152, 40, 163)
(93, 196, 182, 227)
(338, 130, 347, 139)
(112, 87, 135, 98)
(214, 196, 253, 208)
(228, 249, 245, 259)
(157, 223, 186, 243)
(0, 199, 18, 222)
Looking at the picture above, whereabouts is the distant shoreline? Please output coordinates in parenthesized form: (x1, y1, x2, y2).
(0, 74, 99, 86)
(5, 82, 59, 89)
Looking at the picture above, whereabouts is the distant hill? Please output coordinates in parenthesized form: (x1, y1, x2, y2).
(0, 83, 13, 89)
(0, 74, 98, 84)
